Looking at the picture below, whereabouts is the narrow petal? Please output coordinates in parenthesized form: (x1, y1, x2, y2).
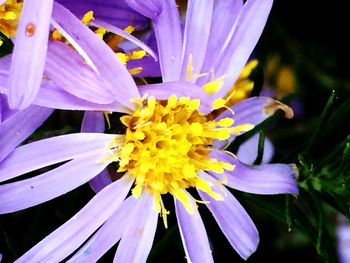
(200, 0, 243, 75)
(8, 0, 53, 109)
(114, 191, 158, 263)
(45, 41, 115, 104)
(126, 55, 161, 77)
(92, 19, 158, 61)
(1, 70, 129, 112)
(15, 174, 134, 263)
(198, 171, 259, 260)
(180, 0, 214, 80)
(139, 81, 212, 115)
(236, 133, 274, 165)
(0, 133, 118, 182)
(52, 2, 140, 109)
(210, 150, 299, 195)
(206, 0, 273, 98)
(175, 195, 213, 263)
(0, 54, 11, 70)
(214, 96, 293, 149)
(0, 105, 53, 162)
(126, 0, 182, 81)
(0, 153, 110, 214)
(68, 197, 136, 263)
(56, 0, 148, 30)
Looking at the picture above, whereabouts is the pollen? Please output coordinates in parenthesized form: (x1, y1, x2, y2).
(0, 0, 23, 38)
(107, 96, 254, 226)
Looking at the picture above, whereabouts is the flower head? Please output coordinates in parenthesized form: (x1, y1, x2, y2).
(0, 0, 22, 40)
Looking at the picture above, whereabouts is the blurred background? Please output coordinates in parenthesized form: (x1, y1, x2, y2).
(1, 0, 350, 262)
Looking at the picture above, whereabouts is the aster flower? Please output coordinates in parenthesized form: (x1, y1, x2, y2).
(0, 1, 297, 262)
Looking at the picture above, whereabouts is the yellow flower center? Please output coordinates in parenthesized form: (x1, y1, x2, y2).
(0, 0, 22, 41)
(106, 95, 253, 227)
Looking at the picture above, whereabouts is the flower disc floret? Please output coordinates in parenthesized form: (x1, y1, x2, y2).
(109, 95, 253, 222)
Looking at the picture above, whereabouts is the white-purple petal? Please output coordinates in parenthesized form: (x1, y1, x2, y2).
(0, 133, 117, 182)
(180, 0, 213, 81)
(0, 153, 110, 214)
(0, 105, 53, 162)
(114, 191, 158, 263)
(8, 0, 53, 109)
(210, 149, 299, 195)
(198, 171, 259, 260)
(67, 197, 136, 263)
(15, 174, 134, 263)
(175, 195, 213, 263)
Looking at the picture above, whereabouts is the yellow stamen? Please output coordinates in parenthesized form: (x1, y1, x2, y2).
(202, 71, 226, 94)
(81, 11, 94, 25)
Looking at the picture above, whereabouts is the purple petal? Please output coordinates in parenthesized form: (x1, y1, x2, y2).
(198, 171, 259, 260)
(126, 0, 182, 81)
(236, 133, 274, 165)
(139, 81, 212, 114)
(52, 2, 140, 109)
(8, 0, 53, 109)
(15, 174, 134, 263)
(210, 150, 299, 195)
(114, 191, 158, 262)
(56, 0, 148, 30)
(0, 105, 53, 162)
(180, 0, 213, 81)
(199, 0, 243, 76)
(0, 133, 117, 182)
(206, 0, 273, 98)
(214, 96, 293, 149)
(0, 153, 110, 214)
(67, 197, 136, 263)
(0, 54, 11, 70)
(45, 41, 115, 104)
(175, 195, 213, 263)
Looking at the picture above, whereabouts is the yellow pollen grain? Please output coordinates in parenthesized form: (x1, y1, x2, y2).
(105, 96, 253, 223)
(129, 67, 142, 75)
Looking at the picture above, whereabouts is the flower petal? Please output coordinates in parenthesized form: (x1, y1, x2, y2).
(0, 133, 117, 182)
(200, 0, 243, 76)
(114, 191, 158, 262)
(52, 2, 140, 109)
(210, 150, 299, 195)
(180, 0, 213, 80)
(0, 105, 53, 162)
(198, 171, 259, 260)
(45, 41, 115, 104)
(8, 0, 53, 109)
(0, 153, 110, 214)
(214, 96, 293, 149)
(126, 0, 182, 81)
(67, 197, 136, 263)
(207, 0, 273, 98)
(175, 195, 213, 263)
(139, 81, 212, 115)
(15, 174, 134, 263)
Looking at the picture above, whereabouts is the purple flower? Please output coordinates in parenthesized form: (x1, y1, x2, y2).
(0, 0, 298, 262)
